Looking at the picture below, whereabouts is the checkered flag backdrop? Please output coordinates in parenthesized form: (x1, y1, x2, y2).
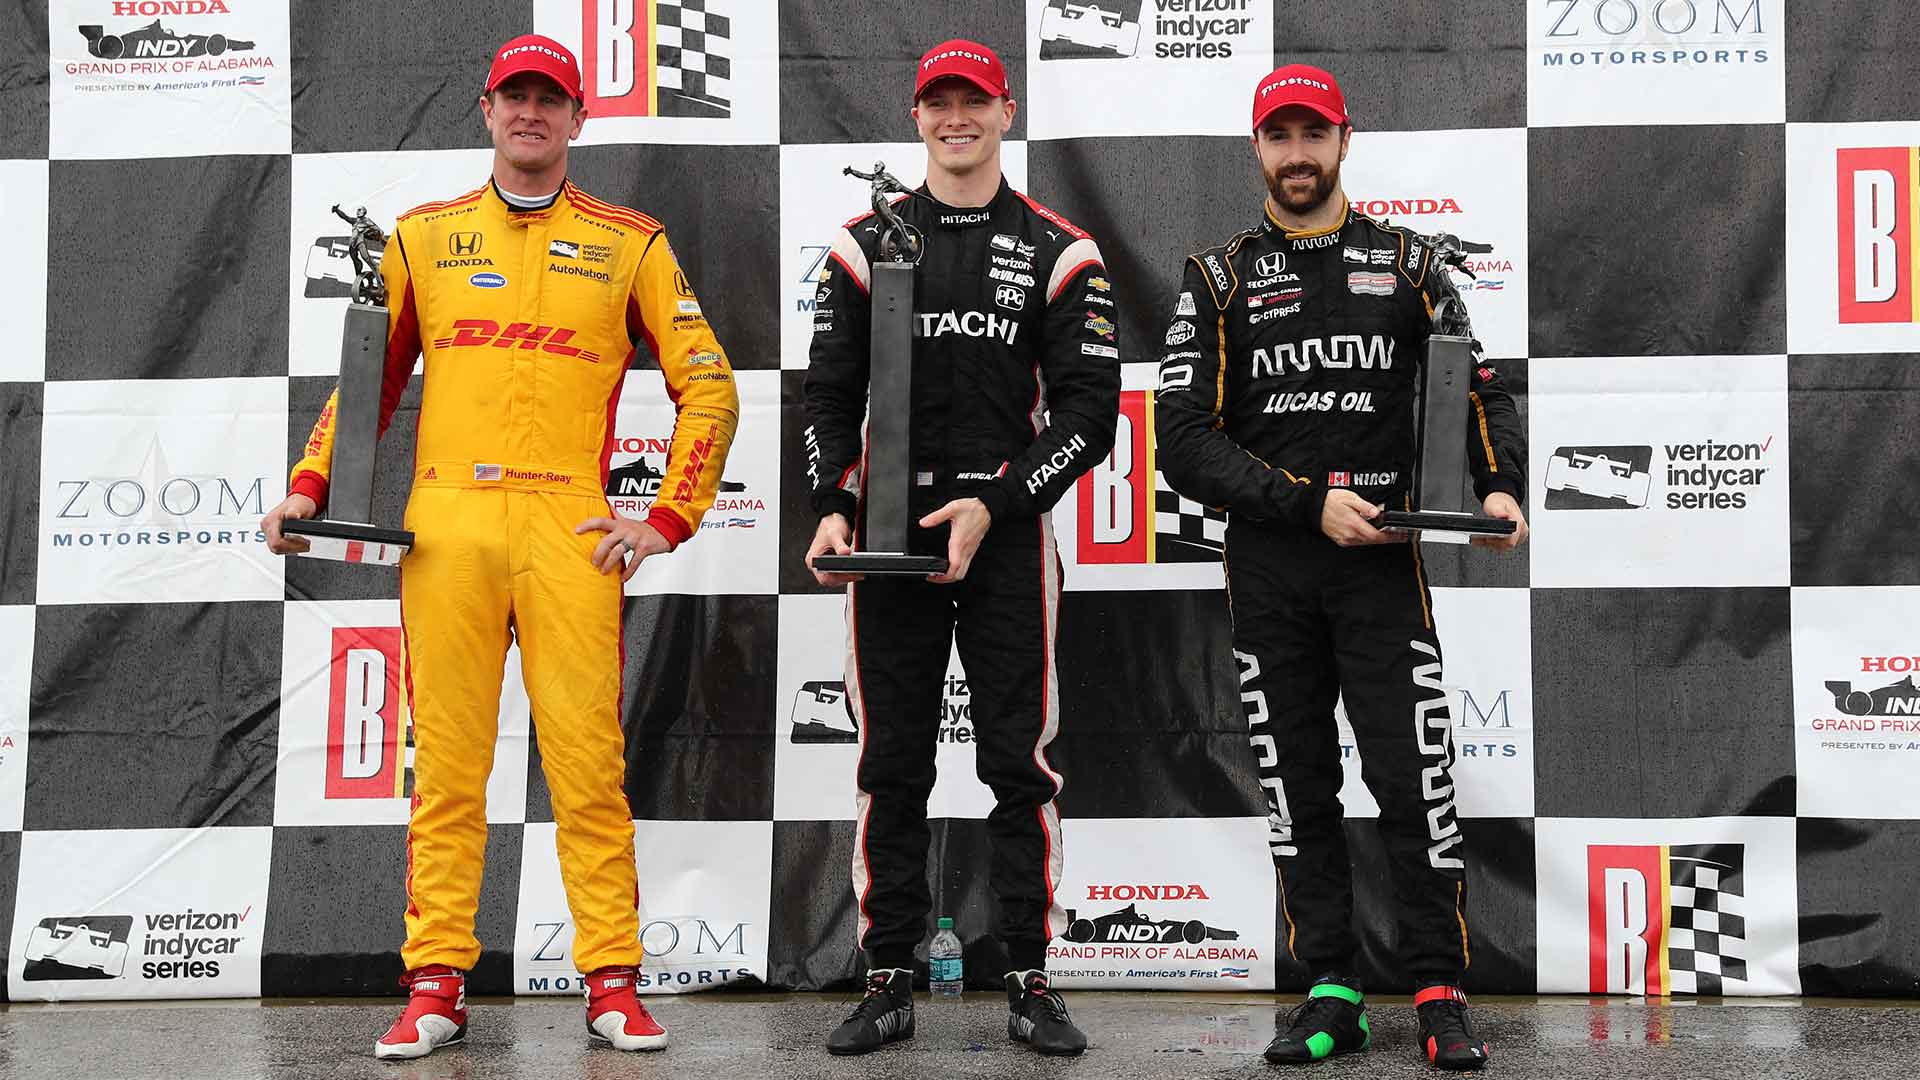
(1, 0, 1918, 1003)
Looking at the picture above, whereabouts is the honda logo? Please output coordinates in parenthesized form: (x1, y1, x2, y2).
(450, 232, 483, 256)
(1255, 251, 1286, 278)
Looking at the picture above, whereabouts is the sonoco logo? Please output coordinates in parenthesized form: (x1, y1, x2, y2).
(450, 232, 483, 256)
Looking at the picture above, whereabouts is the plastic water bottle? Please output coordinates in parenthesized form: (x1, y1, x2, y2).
(929, 917, 963, 998)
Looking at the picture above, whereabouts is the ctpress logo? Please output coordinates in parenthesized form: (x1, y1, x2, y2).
(1838, 147, 1920, 324)
(325, 626, 412, 801)
(1588, 844, 1747, 995)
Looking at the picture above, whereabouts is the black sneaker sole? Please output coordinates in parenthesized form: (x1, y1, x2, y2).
(827, 1026, 914, 1056)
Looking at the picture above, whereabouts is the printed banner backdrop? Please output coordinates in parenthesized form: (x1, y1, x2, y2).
(2, 0, 1918, 1003)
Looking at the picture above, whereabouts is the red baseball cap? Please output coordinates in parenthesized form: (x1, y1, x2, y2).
(485, 34, 584, 101)
(915, 39, 1011, 101)
(1251, 64, 1348, 131)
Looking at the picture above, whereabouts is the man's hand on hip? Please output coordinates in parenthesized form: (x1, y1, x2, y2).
(806, 513, 864, 586)
(1472, 491, 1529, 551)
(1320, 488, 1395, 547)
(576, 516, 670, 582)
(262, 493, 318, 555)
(921, 497, 991, 583)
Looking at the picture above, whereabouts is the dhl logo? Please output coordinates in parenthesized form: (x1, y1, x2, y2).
(432, 319, 603, 362)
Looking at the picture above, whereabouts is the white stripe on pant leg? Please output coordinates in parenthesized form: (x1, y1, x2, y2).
(846, 582, 876, 945)
(1031, 514, 1067, 939)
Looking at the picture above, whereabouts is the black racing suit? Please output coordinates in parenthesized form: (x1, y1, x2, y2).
(1154, 200, 1525, 986)
(803, 177, 1119, 972)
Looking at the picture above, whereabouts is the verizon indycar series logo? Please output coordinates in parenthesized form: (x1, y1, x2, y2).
(24, 906, 254, 983)
(1038, 1, 1143, 59)
(789, 675, 973, 744)
(304, 233, 386, 299)
(789, 680, 856, 744)
(1545, 438, 1774, 512)
(1544, 446, 1654, 509)
(22, 916, 133, 980)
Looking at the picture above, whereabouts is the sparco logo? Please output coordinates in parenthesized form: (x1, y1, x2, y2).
(916, 310, 1020, 344)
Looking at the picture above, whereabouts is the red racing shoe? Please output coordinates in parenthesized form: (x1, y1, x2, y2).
(1414, 985, 1491, 1070)
(585, 966, 668, 1051)
(373, 965, 468, 1060)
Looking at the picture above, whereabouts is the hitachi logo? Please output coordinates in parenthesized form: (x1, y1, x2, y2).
(1026, 434, 1088, 494)
(1086, 884, 1211, 901)
(915, 310, 1019, 344)
(1250, 334, 1395, 376)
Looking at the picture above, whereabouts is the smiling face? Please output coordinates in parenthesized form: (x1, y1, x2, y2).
(480, 71, 586, 176)
(913, 79, 1015, 179)
(1253, 105, 1350, 218)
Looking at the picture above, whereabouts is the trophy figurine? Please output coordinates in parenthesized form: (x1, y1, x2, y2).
(811, 163, 949, 577)
(1376, 233, 1518, 540)
(282, 205, 416, 565)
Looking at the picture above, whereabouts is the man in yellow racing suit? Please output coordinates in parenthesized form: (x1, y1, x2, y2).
(262, 34, 738, 1059)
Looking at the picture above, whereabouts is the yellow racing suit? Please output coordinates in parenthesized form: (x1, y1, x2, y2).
(291, 179, 739, 974)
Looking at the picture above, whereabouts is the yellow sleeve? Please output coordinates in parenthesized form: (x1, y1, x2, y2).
(288, 228, 420, 510)
(628, 231, 739, 547)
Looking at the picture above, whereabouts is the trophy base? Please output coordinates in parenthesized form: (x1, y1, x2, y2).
(1377, 509, 1517, 539)
(813, 552, 950, 577)
(283, 519, 414, 566)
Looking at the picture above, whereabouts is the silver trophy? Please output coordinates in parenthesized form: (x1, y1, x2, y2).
(1377, 233, 1518, 540)
(282, 205, 415, 565)
(811, 163, 949, 577)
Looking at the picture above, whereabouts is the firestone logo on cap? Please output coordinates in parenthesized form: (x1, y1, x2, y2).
(498, 42, 575, 69)
(915, 38, 1010, 99)
(1259, 75, 1332, 97)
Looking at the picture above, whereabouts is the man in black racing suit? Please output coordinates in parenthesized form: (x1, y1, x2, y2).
(802, 39, 1118, 1059)
(1153, 64, 1526, 1071)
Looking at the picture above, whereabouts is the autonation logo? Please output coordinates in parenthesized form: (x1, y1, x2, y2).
(1538, 0, 1770, 68)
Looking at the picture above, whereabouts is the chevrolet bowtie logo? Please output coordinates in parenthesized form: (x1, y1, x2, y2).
(450, 232, 483, 256)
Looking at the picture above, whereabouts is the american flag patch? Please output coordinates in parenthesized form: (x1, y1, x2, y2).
(474, 464, 502, 481)
(1221, 967, 1250, 978)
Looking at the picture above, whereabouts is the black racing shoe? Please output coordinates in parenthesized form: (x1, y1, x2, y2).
(826, 968, 915, 1055)
(1005, 969, 1087, 1056)
(1415, 986, 1490, 1070)
(1264, 977, 1370, 1064)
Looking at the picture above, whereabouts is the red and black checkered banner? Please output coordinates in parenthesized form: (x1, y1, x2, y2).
(1, 0, 1918, 1002)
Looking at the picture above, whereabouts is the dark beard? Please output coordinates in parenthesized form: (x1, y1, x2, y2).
(1264, 162, 1339, 216)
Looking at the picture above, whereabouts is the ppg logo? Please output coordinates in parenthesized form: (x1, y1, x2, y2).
(995, 284, 1025, 311)
(1255, 251, 1286, 278)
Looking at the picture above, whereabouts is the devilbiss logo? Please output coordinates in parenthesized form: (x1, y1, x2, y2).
(325, 626, 413, 801)
(1076, 389, 1224, 566)
(1838, 147, 1920, 324)
(573, 0, 734, 119)
(1587, 844, 1746, 995)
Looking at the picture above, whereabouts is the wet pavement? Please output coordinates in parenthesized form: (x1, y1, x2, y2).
(0, 992, 1914, 1079)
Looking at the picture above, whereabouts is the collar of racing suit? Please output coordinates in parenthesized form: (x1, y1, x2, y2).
(487, 177, 564, 222)
(918, 176, 1018, 229)
(1262, 193, 1350, 240)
